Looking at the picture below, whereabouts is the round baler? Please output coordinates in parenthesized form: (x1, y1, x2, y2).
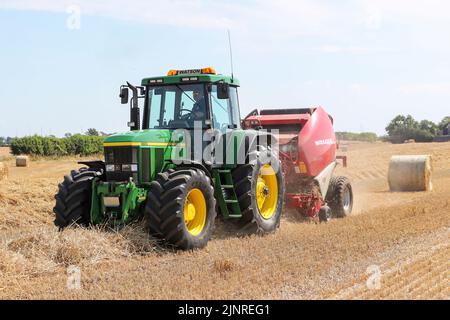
(243, 107, 353, 221)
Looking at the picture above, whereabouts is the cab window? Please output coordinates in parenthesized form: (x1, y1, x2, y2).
(146, 84, 207, 129)
(210, 85, 233, 130)
(229, 87, 241, 128)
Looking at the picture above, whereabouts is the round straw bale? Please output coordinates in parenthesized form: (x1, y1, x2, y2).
(388, 155, 432, 192)
(16, 155, 29, 167)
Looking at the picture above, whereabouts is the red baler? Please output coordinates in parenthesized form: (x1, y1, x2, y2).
(243, 107, 353, 221)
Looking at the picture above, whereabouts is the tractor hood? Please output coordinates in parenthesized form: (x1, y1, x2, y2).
(104, 129, 179, 147)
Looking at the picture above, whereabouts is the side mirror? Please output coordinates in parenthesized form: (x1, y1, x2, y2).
(120, 87, 129, 104)
(217, 83, 230, 99)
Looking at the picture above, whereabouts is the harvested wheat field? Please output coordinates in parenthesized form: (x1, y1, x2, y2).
(0, 142, 449, 300)
(0, 147, 10, 158)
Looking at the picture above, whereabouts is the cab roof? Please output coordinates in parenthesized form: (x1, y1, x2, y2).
(141, 67, 239, 86)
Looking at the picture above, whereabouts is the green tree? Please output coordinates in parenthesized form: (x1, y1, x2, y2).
(86, 128, 99, 136)
(0, 137, 5, 146)
(438, 116, 450, 134)
(386, 114, 419, 134)
(419, 120, 439, 136)
(385, 115, 436, 143)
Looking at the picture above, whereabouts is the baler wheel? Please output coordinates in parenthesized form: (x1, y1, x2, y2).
(146, 168, 216, 250)
(326, 176, 353, 218)
(231, 149, 284, 234)
(53, 168, 103, 229)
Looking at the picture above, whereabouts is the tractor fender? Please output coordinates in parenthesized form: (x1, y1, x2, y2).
(169, 160, 213, 179)
(238, 130, 278, 164)
(78, 160, 105, 171)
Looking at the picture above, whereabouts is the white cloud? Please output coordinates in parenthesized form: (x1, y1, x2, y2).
(399, 83, 450, 95)
(0, 0, 235, 28)
(364, 8, 383, 30)
(316, 45, 395, 54)
(360, 0, 450, 21)
(349, 83, 364, 92)
(1, 0, 450, 54)
(2, 0, 450, 42)
(0, 0, 332, 32)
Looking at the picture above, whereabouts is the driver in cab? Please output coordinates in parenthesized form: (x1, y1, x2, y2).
(191, 89, 206, 125)
(178, 88, 206, 127)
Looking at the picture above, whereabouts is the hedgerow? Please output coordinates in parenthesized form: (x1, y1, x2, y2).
(335, 132, 378, 142)
(10, 135, 104, 156)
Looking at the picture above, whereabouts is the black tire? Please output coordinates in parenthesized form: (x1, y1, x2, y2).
(145, 168, 216, 250)
(145, 171, 170, 239)
(53, 167, 103, 229)
(326, 176, 353, 218)
(318, 206, 332, 222)
(231, 148, 284, 233)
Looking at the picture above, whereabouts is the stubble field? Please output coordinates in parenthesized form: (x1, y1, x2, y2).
(0, 142, 449, 299)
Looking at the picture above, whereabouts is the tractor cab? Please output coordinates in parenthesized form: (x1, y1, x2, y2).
(120, 67, 242, 133)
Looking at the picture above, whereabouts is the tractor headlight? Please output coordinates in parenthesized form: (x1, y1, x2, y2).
(106, 164, 115, 172)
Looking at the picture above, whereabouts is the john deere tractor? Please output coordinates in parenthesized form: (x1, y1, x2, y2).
(54, 67, 284, 250)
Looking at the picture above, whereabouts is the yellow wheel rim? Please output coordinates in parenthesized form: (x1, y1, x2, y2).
(184, 188, 207, 236)
(256, 164, 279, 219)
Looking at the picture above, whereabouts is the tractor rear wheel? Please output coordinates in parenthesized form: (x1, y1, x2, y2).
(231, 149, 284, 233)
(53, 168, 103, 229)
(146, 168, 216, 250)
(326, 176, 353, 218)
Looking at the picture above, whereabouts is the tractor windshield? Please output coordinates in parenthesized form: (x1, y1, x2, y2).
(145, 84, 208, 129)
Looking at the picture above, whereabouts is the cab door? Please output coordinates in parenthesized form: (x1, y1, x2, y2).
(208, 85, 241, 167)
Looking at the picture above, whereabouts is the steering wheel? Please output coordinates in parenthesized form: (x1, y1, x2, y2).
(179, 108, 194, 120)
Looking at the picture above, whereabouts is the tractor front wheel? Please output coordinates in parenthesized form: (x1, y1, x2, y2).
(53, 168, 103, 229)
(146, 168, 216, 250)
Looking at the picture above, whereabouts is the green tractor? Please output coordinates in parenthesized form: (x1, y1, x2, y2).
(54, 67, 284, 250)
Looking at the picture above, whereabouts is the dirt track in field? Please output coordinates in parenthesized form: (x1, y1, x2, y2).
(0, 142, 449, 299)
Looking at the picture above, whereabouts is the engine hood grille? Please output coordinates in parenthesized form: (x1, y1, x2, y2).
(104, 146, 138, 182)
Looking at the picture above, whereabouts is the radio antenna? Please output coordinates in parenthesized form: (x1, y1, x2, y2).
(227, 29, 234, 82)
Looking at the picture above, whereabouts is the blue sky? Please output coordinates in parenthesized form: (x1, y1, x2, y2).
(0, 0, 449, 137)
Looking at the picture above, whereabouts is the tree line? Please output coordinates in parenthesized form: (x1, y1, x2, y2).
(0, 128, 107, 147)
(385, 115, 450, 143)
(2, 115, 450, 154)
(1, 129, 107, 156)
